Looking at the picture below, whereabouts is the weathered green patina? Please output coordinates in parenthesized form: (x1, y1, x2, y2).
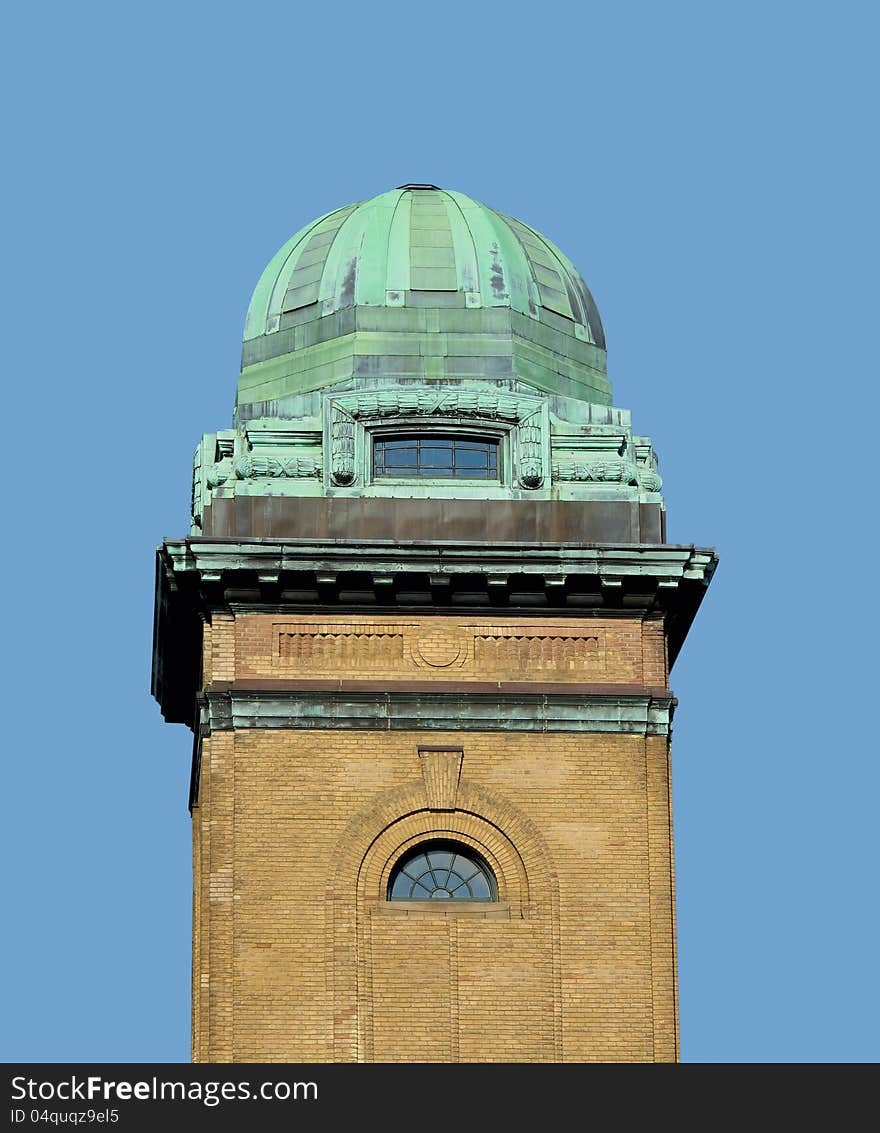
(239, 186, 610, 415)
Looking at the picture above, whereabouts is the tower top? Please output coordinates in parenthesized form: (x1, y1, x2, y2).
(187, 184, 668, 554)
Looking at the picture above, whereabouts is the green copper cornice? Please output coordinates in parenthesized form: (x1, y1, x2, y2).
(199, 685, 677, 737)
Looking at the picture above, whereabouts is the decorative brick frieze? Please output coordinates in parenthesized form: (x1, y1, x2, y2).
(276, 623, 407, 668)
(268, 617, 608, 679)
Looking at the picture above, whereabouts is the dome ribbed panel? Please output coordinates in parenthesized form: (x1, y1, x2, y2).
(442, 192, 479, 295)
(409, 189, 457, 291)
(280, 204, 358, 313)
(354, 190, 404, 306)
(446, 191, 537, 314)
(243, 208, 335, 340)
(536, 233, 606, 349)
(495, 212, 574, 320)
(384, 191, 412, 294)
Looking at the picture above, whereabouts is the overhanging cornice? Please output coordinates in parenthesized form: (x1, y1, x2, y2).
(164, 538, 715, 577)
(152, 536, 716, 727)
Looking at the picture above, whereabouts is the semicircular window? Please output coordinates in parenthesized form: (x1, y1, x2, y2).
(388, 841, 496, 902)
(374, 434, 499, 480)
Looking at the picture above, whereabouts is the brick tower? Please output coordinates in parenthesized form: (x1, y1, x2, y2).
(152, 185, 716, 1062)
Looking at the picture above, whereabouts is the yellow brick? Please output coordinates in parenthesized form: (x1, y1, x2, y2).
(193, 611, 677, 1062)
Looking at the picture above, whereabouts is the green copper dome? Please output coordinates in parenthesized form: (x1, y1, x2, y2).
(238, 185, 611, 417)
(244, 185, 604, 344)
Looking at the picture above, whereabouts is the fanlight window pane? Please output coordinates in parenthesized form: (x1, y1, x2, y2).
(374, 435, 499, 480)
(468, 873, 491, 899)
(387, 841, 497, 902)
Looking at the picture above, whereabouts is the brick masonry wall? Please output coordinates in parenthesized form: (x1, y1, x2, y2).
(192, 611, 677, 1062)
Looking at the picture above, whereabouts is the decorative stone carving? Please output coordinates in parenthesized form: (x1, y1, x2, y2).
(234, 455, 321, 479)
(636, 465, 663, 491)
(206, 462, 232, 489)
(337, 389, 524, 422)
(330, 406, 356, 485)
(517, 415, 545, 488)
(552, 458, 639, 485)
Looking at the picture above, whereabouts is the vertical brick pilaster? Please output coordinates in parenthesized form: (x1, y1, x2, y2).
(200, 616, 211, 686)
(191, 807, 202, 1063)
(210, 611, 235, 683)
(206, 730, 235, 1060)
(641, 615, 668, 686)
(645, 733, 678, 1061)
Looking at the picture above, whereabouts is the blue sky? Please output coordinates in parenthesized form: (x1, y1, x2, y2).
(3, 1, 877, 1062)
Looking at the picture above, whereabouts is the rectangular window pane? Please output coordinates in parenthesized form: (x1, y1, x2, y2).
(385, 449, 418, 467)
(420, 449, 454, 468)
(453, 448, 487, 468)
(374, 435, 499, 480)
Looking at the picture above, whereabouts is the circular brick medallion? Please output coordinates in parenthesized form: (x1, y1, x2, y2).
(414, 633, 465, 668)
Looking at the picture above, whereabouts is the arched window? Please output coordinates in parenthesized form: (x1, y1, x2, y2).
(387, 840, 496, 901)
(373, 434, 499, 480)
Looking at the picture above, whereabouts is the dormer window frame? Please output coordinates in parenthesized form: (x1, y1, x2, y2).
(324, 391, 550, 494)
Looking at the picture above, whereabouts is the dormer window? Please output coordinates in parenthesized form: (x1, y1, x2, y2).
(373, 434, 499, 480)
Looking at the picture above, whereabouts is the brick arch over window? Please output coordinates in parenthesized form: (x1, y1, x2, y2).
(325, 776, 562, 1062)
